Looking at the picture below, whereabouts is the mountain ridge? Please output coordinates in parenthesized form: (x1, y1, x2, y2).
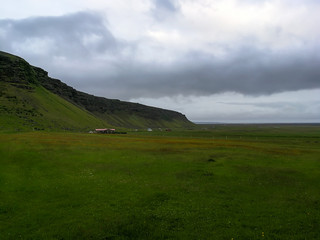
(0, 51, 194, 131)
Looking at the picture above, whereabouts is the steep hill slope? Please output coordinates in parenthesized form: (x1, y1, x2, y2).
(33, 67, 193, 128)
(0, 52, 110, 131)
(0, 51, 194, 131)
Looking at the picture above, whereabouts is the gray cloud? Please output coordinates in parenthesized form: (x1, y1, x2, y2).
(153, 0, 178, 12)
(1, 11, 320, 101)
(151, 0, 179, 20)
(86, 46, 320, 99)
(0, 12, 118, 58)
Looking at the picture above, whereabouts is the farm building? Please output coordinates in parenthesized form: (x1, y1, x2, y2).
(95, 128, 116, 134)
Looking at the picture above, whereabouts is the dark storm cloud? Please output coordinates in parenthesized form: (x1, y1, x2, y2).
(86, 46, 320, 99)
(0, 12, 118, 58)
(1, 11, 320, 100)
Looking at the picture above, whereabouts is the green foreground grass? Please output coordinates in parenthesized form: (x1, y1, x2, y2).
(0, 126, 320, 239)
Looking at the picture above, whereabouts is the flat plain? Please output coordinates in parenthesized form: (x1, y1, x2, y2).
(0, 124, 319, 239)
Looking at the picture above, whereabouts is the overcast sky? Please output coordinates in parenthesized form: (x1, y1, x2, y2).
(1, 0, 320, 122)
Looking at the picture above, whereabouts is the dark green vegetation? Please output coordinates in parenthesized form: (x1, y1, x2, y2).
(0, 51, 193, 131)
(0, 52, 109, 132)
(1, 125, 319, 239)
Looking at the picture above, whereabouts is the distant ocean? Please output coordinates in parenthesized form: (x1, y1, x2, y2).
(193, 122, 320, 125)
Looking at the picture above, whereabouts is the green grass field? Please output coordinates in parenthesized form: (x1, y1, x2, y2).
(0, 125, 320, 239)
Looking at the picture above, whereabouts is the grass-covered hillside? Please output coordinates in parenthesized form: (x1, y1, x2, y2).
(0, 51, 110, 132)
(0, 51, 194, 131)
(34, 66, 193, 128)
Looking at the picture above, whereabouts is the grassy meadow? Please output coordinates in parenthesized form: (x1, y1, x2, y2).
(0, 125, 320, 239)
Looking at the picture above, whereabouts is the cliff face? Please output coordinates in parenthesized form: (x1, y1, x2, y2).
(0, 51, 194, 130)
(0, 51, 37, 87)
